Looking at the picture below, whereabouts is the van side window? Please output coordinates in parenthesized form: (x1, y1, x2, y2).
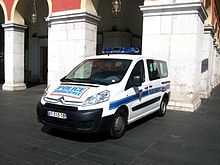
(158, 61, 168, 78)
(125, 60, 145, 90)
(147, 60, 160, 81)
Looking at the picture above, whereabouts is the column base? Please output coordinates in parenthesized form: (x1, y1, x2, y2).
(168, 98, 201, 112)
(200, 91, 211, 99)
(2, 83, 26, 91)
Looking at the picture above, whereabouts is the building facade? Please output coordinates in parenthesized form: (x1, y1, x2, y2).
(0, 0, 220, 111)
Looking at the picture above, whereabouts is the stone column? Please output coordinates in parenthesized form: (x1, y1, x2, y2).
(47, 12, 100, 84)
(141, 1, 207, 111)
(211, 43, 217, 88)
(200, 25, 214, 98)
(215, 48, 220, 86)
(2, 23, 26, 91)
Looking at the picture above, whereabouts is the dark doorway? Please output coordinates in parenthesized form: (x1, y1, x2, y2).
(40, 47, 48, 83)
(97, 0, 144, 54)
(0, 7, 4, 83)
(15, 0, 49, 87)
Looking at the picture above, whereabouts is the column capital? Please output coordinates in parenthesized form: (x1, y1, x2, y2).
(214, 39, 218, 48)
(46, 11, 100, 26)
(140, 2, 208, 23)
(217, 48, 220, 54)
(2, 23, 27, 31)
(204, 25, 215, 38)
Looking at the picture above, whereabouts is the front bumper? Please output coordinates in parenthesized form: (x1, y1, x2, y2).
(37, 102, 113, 133)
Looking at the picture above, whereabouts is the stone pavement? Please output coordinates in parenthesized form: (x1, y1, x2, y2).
(0, 85, 220, 165)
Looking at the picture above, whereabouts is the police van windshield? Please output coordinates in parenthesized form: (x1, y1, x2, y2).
(61, 59, 132, 85)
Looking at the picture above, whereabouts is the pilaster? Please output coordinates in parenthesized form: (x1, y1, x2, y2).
(200, 25, 214, 98)
(2, 23, 27, 91)
(46, 11, 100, 84)
(141, 1, 207, 111)
(214, 46, 220, 87)
(212, 40, 219, 88)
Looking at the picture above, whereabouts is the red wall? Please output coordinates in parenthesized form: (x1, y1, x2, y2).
(52, 0, 81, 12)
(2, 0, 81, 20)
(3, 0, 13, 20)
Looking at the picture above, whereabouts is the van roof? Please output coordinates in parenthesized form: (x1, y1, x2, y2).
(86, 54, 144, 60)
(86, 54, 167, 62)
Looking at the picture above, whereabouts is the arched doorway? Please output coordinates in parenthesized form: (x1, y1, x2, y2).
(0, 5, 4, 83)
(13, 0, 49, 86)
(96, 0, 144, 54)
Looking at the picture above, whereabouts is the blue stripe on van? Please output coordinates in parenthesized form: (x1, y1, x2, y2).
(109, 87, 162, 110)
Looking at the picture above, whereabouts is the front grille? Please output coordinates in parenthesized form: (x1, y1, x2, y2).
(44, 103, 78, 111)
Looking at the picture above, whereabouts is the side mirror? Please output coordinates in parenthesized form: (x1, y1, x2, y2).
(133, 75, 142, 87)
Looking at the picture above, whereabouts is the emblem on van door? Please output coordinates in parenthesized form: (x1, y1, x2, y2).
(58, 96, 64, 103)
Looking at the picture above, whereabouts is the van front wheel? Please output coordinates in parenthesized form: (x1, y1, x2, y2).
(110, 112, 126, 139)
(158, 98, 168, 117)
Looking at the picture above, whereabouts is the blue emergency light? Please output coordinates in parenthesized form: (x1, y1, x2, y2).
(102, 47, 140, 55)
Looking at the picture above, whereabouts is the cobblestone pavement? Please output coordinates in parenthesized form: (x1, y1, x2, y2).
(0, 85, 220, 165)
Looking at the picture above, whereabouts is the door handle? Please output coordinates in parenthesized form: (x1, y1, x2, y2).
(161, 81, 171, 85)
(149, 85, 153, 88)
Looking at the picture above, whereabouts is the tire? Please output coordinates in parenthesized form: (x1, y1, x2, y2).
(110, 111, 127, 139)
(158, 98, 168, 117)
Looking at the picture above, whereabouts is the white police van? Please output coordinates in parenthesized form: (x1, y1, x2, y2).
(37, 52, 170, 138)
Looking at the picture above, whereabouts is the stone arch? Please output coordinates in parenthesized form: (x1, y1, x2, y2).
(96, 0, 144, 54)
(91, 0, 101, 11)
(81, 0, 97, 15)
(0, 0, 8, 22)
(204, 0, 212, 25)
(10, 0, 52, 24)
(8, 0, 51, 85)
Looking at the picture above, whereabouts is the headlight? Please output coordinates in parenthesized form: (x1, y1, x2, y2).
(83, 90, 110, 106)
(40, 95, 47, 105)
(40, 85, 51, 105)
(44, 84, 51, 94)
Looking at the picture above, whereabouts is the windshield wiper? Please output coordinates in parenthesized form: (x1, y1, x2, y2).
(90, 80, 109, 85)
(61, 77, 109, 85)
(60, 77, 75, 82)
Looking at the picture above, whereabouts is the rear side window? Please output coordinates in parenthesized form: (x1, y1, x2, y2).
(158, 61, 168, 78)
(147, 60, 168, 81)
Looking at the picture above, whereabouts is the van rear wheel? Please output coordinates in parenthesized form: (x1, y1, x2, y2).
(158, 98, 168, 117)
(110, 112, 126, 139)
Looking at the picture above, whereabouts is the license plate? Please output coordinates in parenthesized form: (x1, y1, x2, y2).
(47, 111, 67, 119)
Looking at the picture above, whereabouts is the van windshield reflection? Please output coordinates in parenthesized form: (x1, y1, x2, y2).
(61, 59, 132, 85)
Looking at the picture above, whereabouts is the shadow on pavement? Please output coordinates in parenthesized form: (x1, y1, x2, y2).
(41, 112, 159, 142)
(41, 125, 109, 143)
